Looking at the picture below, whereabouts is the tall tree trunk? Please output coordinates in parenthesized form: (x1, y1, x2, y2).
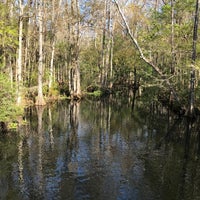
(49, 39, 55, 91)
(100, 0, 107, 86)
(17, 0, 24, 105)
(101, 0, 112, 87)
(49, 0, 64, 92)
(109, 31, 114, 88)
(188, 0, 199, 116)
(48, 0, 55, 92)
(24, 0, 32, 88)
(35, 0, 46, 105)
(109, 3, 114, 88)
(170, 0, 175, 74)
(9, 55, 13, 88)
(69, 0, 81, 99)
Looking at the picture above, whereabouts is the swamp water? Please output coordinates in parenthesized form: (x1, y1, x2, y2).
(0, 98, 200, 200)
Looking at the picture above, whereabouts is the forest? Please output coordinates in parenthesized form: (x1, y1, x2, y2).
(0, 0, 200, 128)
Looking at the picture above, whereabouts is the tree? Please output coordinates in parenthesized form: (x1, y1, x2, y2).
(113, 0, 180, 103)
(48, 0, 63, 93)
(188, 0, 199, 116)
(170, 0, 175, 74)
(68, 0, 81, 99)
(16, 0, 24, 105)
(0, 2, 18, 76)
(35, 0, 46, 105)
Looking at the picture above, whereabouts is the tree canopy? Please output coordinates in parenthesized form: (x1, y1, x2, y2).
(0, 0, 200, 123)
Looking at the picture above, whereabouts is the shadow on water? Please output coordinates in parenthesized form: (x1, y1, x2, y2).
(0, 98, 200, 199)
(177, 118, 200, 200)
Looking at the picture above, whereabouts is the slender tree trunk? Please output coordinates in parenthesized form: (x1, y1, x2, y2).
(17, 0, 24, 105)
(69, 0, 81, 99)
(49, 39, 55, 91)
(9, 55, 13, 88)
(35, 0, 46, 105)
(106, 0, 112, 87)
(109, 3, 114, 88)
(49, 0, 66, 91)
(170, 0, 175, 74)
(24, 0, 32, 87)
(48, 0, 56, 92)
(109, 32, 114, 88)
(101, 0, 112, 87)
(100, 0, 107, 86)
(188, 0, 199, 116)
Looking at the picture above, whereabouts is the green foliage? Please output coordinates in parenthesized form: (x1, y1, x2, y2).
(141, 0, 198, 87)
(113, 35, 139, 67)
(112, 35, 142, 84)
(144, 0, 194, 54)
(0, 3, 18, 68)
(48, 82, 60, 97)
(80, 44, 100, 88)
(0, 74, 22, 122)
(88, 90, 102, 97)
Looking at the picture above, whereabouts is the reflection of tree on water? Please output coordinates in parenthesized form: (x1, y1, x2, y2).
(35, 106, 45, 193)
(23, 102, 80, 198)
(0, 135, 18, 200)
(48, 107, 54, 148)
(178, 118, 200, 200)
(14, 106, 47, 199)
(143, 115, 200, 200)
(67, 101, 79, 169)
(155, 118, 182, 149)
(198, 122, 200, 156)
(178, 118, 192, 200)
(3, 99, 200, 200)
(17, 133, 25, 196)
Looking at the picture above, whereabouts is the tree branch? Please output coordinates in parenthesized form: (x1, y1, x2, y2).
(113, 0, 180, 103)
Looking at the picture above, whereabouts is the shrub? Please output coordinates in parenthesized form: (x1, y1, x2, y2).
(0, 74, 22, 123)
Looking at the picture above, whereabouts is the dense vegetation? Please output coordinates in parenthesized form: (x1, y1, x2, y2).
(0, 0, 200, 126)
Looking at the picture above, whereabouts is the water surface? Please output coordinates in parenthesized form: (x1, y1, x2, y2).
(0, 99, 200, 200)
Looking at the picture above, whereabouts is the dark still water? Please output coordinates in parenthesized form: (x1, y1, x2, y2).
(1, 98, 200, 200)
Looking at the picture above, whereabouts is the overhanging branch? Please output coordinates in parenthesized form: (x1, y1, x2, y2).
(113, 0, 180, 103)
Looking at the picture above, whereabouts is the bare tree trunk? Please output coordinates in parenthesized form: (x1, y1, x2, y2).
(24, 0, 32, 88)
(49, 0, 56, 91)
(17, 0, 24, 105)
(170, 0, 175, 74)
(35, 0, 46, 105)
(188, 0, 199, 116)
(109, 31, 114, 88)
(9, 55, 13, 88)
(48, 0, 58, 92)
(101, 0, 112, 87)
(100, 0, 107, 86)
(49, 39, 55, 91)
(109, 3, 114, 88)
(69, 0, 81, 99)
